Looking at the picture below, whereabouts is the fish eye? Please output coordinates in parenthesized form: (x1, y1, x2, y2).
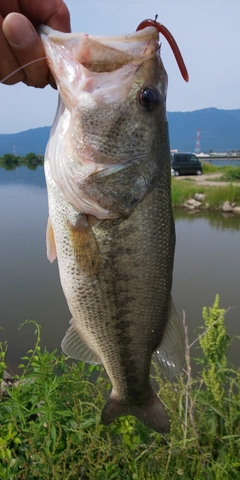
(139, 87, 162, 111)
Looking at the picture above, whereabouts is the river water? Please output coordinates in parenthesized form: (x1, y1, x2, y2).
(0, 166, 239, 373)
(200, 157, 240, 167)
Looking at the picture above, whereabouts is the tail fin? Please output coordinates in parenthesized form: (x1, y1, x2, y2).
(101, 388, 170, 434)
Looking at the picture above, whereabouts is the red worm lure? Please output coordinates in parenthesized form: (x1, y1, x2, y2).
(1, 18, 188, 85)
(136, 16, 189, 82)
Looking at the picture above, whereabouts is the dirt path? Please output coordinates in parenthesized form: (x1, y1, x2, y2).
(174, 173, 240, 187)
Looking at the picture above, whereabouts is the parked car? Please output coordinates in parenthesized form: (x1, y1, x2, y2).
(171, 153, 202, 176)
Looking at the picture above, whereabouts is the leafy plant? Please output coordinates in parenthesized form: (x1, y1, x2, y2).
(0, 303, 240, 479)
(198, 295, 229, 404)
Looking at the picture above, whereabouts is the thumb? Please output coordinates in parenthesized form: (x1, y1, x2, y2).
(3, 13, 49, 88)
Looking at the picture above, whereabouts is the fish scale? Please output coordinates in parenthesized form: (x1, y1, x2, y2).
(93, 182, 174, 380)
(40, 24, 185, 434)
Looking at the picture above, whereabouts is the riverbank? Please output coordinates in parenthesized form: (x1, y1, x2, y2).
(171, 173, 240, 212)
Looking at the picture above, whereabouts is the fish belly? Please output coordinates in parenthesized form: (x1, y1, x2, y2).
(46, 159, 174, 432)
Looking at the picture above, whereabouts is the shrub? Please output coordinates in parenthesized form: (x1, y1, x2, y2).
(0, 302, 240, 479)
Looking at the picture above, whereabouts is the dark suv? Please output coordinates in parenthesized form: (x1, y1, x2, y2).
(171, 153, 202, 176)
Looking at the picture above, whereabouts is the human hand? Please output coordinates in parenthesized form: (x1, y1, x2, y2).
(0, 0, 70, 88)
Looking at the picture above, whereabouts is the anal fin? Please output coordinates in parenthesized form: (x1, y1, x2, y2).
(153, 296, 185, 379)
(61, 318, 102, 365)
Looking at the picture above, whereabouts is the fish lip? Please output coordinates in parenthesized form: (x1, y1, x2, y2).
(40, 25, 161, 109)
(39, 25, 159, 44)
(39, 25, 160, 71)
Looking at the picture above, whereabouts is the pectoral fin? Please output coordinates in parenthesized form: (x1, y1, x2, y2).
(67, 214, 102, 277)
(61, 318, 102, 365)
(153, 297, 185, 380)
(46, 217, 57, 263)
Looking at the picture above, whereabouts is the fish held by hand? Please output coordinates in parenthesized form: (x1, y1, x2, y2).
(40, 23, 185, 435)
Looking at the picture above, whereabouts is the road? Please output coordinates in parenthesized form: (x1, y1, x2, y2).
(174, 173, 240, 187)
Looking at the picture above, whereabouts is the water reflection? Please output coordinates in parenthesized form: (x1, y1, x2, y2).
(174, 208, 240, 232)
(173, 208, 240, 369)
(0, 166, 70, 372)
(0, 164, 46, 188)
(0, 153, 44, 171)
(0, 166, 239, 373)
(207, 159, 240, 167)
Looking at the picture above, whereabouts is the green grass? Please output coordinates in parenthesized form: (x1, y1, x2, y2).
(221, 166, 240, 181)
(0, 299, 240, 480)
(171, 179, 206, 206)
(201, 163, 240, 182)
(206, 183, 240, 207)
(171, 178, 240, 208)
(201, 162, 220, 174)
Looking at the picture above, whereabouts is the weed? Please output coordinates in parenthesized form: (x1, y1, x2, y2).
(171, 179, 206, 206)
(207, 184, 240, 207)
(202, 162, 220, 174)
(0, 299, 240, 479)
(221, 166, 240, 181)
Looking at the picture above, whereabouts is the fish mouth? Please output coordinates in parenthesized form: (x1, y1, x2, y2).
(40, 25, 159, 72)
(41, 25, 167, 220)
(40, 25, 161, 107)
(74, 28, 160, 73)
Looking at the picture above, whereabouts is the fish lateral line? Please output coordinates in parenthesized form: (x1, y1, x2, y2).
(136, 17, 189, 82)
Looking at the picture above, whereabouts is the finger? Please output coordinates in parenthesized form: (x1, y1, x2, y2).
(2, 12, 49, 88)
(0, 15, 24, 84)
(0, 0, 21, 18)
(40, 1, 71, 32)
(0, 0, 71, 32)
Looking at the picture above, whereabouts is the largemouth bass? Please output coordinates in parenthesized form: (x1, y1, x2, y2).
(40, 24, 185, 434)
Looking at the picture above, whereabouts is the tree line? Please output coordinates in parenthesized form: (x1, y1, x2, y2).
(0, 152, 44, 170)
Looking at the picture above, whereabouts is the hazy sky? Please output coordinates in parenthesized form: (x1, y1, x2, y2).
(0, 0, 239, 133)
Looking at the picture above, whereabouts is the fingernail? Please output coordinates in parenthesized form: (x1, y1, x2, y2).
(3, 13, 37, 48)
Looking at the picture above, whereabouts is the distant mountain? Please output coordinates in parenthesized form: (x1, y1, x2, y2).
(168, 108, 240, 152)
(0, 108, 239, 156)
(0, 126, 50, 156)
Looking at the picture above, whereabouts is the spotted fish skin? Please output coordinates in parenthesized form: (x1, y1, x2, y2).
(40, 26, 184, 434)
